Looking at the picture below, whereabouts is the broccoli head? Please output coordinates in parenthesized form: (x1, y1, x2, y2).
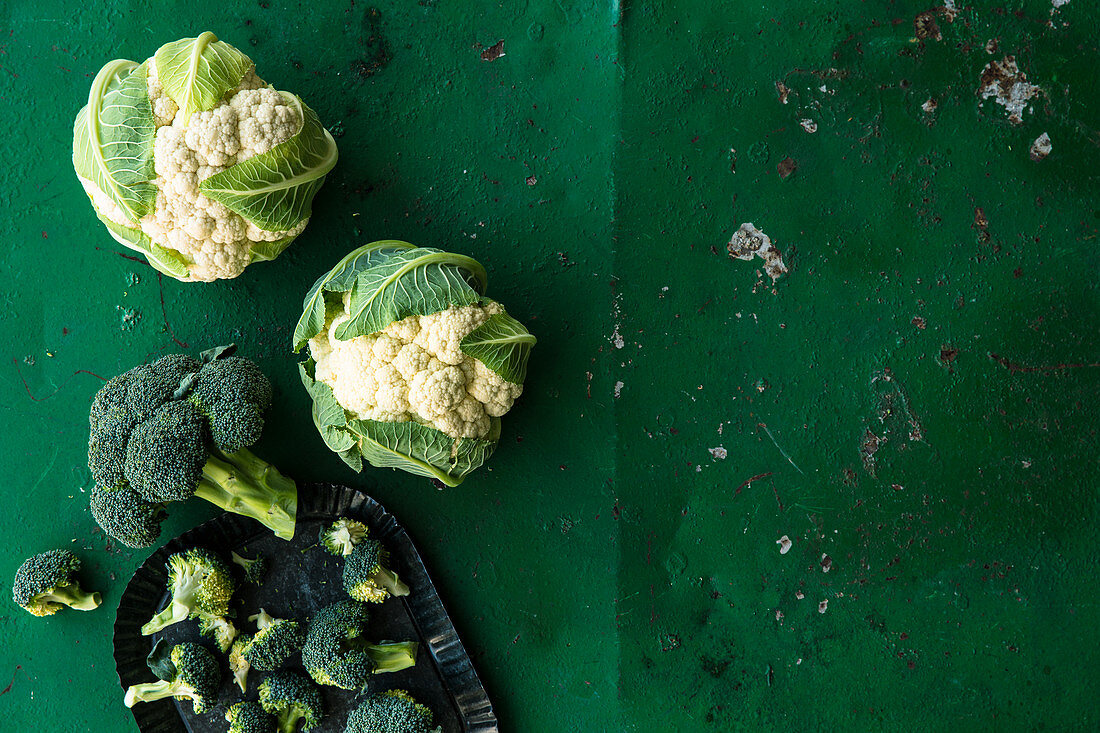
(258, 670, 324, 733)
(124, 641, 221, 714)
(241, 608, 305, 671)
(343, 538, 410, 603)
(227, 700, 278, 733)
(141, 547, 236, 636)
(229, 634, 253, 693)
(232, 550, 269, 585)
(344, 690, 436, 733)
(11, 549, 102, 616)
(87, 346, 298, 547)
(319, 517, 368, 556)
(89, 485, 167, 549)
(302, 600, 418, 691)
(197, 613, 240, 652)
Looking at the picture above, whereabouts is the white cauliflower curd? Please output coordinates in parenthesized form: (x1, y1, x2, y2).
(310, 299, 523, 440)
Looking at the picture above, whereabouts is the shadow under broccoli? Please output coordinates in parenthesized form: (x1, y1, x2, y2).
(88, 345, 297, 547)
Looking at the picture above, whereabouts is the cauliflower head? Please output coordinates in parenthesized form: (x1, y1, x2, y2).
(297, 241, 536, 486)
(73, 32, 337, 282)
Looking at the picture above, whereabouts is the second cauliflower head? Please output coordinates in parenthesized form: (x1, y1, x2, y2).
(296, 241, 536, 486)
(73, 32, 337, 282)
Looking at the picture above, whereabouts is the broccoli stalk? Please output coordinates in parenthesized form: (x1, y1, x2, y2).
(364, 642, 419, 673)
(34, 584, 101, 611)
(12, 550, 102, 616)
(124, 641, 221, 714)
(195, 449, 297, 540)
(141, 548, 235, 636)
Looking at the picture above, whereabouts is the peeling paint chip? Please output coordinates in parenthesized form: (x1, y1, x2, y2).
(799, 118, 818, 133)
(820, 554, 833, 573)
(977, 55, 1041, 125)
(1029, 132, 1052, 162)
(921, 97, 938, 114)
(775, 80, 791, 104)
(613, 380, 624, 399)
(727, 223, 788, 281)
(709, 446, 727, 460)
(777, 535, 792, 554)
(795, 590, 805, 600)
(818, 599, 829, 614)
(480, 40, 506, 62)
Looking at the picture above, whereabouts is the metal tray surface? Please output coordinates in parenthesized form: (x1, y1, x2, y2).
(112, 484, 498, 732)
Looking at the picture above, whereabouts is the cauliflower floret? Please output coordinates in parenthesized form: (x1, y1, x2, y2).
(309, 299, 524, 441)
(83, 63, 308, 281)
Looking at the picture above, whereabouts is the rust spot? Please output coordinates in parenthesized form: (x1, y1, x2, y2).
(939, 345, 959, 370)
(911, 316, 926, 329)
(775, 80, 791, 104)
(860, 429, 882, 476)
(914, 11, 942, 41)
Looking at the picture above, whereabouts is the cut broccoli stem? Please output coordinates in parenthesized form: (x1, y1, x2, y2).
(372, 567, 410, 598)
(141, 598, 192, 636)
(124, 679, 193, 707)
(276, 709, 306, 733)
(194, 448, 297, 540)
(40, 584, 102, 611)
(365, 641, 419, 674)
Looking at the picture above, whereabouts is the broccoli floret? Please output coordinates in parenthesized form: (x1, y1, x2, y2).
(87, 347, 298, 545)
(197, 613, 240, 652)
(11, 549, 102, 616)
(189, 356, 273, 453)
(227, 700, 278, 733)
(141, 548, 236, 636)
(229, 634, 252, 693)
(258, 671, 324, 733)
(344, 690, 436, 733)
(319, 517, 368, 556)
(124, 641, 221, 714)
(343, 539, 410, 603)
(240, 608, 305, 671)
(232, 550, 269, 584)
(301, 600, 418, 691)
(89, 485, 167, 549)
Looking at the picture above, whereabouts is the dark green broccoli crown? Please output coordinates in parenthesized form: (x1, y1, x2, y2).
(188, 357, 272, 453)
(227, 700, 277, 733)
(343, 540, 388, 603)
(244, 618, 305, 671)
(167, 547, 235, 616)
(345, 690, 435, 733)
(232, 551, 269, 584)
(123, 400, 209, 502)
(302, 600, 377, 690)
(12, 549, 81, 605)
(88, 355, 202, 488)
(170, 642, 221, 713)
(258, 671, 324, 731)
(320, 517, 368, 556)
(90, 485, 167, 548)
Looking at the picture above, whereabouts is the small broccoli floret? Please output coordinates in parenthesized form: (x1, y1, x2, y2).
(343, 539, 410, 603)
(258, 671, 324, 733)
(241, 608, 305, 671)
(87, 347, 298, 543)
(124, 641, 221, 714)
(141, 547, 236, 635)
(227, 700, 278, 733)
(231, 550, 269, 584)
(344, 690, 436, 733)
(189, 356, 273, 453)
(89, 485, 167, 548)
(229, 634, 253, 693)
(319, 517, 367, 556)
(12, 549, 102, 616)
(302, 600, 418, 691)
(197, 613, 239, 652)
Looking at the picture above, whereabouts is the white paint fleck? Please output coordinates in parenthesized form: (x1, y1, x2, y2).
(978, 55, 1042, 125)
(613, 380, 624, 399)
(944, 0, 959, 20)
(799, 118, 818, 133)
(821, 554, 833, 573)
(1052, 0, 1070, 7)
(795, 590, 805, 600)
(1029, 132, 1052, 162)
(775, 609, 784, 621)
(777, 535, 792, 554)
(610, 324, 624, 349)
(727, 222, 789, 281)
(709, 446, 728, 460)
(818, 599, 829, 614)
(921, 97, 938, 113)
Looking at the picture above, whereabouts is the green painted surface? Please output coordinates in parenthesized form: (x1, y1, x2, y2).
(0, 1, 1096, 731)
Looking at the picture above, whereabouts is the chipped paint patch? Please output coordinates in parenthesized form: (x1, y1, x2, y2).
(977, 55, 1042, 125)
(613, 380, 624, 399)
(1029, 132, 1052, 162)
(727, 223, 788, 281)
(708, 446, 727, 460)
(777, 535, 792, 554)
(799, 118, 817, 133)
(818, 599, 829, 614)
(921, 97, 937, 114)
